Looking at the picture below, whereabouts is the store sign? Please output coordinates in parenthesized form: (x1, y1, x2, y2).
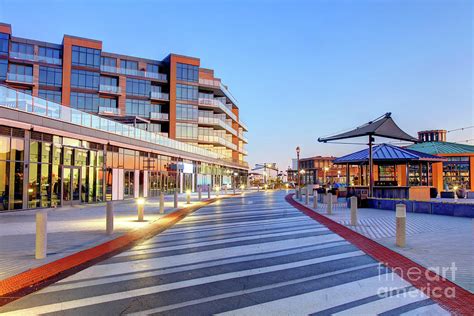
(178, 162, 194, 174)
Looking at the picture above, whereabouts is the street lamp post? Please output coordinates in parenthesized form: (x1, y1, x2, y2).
(296, 146, 301, 198)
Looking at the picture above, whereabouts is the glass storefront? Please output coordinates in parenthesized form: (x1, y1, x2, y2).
(443, 157, 470, 190)
(0, 130, 24, 211)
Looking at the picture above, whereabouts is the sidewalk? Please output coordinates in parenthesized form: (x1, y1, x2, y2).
(292, 194, 474, 293)
(0, 191, 238, 280)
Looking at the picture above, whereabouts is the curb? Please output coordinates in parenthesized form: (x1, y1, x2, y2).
(0, 196, 236, 306)
(285, 194, 474, 315)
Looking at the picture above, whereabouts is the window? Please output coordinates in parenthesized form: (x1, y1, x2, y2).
(70, 92, 99, 112)
(176, 103, 198, 121)
(176, 84, 198, 101)
(99, 97, 117, 108)
(136, 123, 162, 133)
(120, 59, 138, 70)
(126, 78, 150, 96)
(71, 69, 99, 90)
(176, 123, 198, 140)
(100, 76, 118, 86)
(71, 45, 100, 68)
(0, 59, 6, 80)
(39, 66, 62, 87)
(11, 42, 34, 55)
(101, 56, 116, 67)
(125, 99, 159, 117)
(9, 64, 33, 76)
(378, 165, 396, 182)
(0, 133, 24, 210)
(443, 157, 470, 190)
(38, 90, 61, 103)
(176, 63, 198, 82)
(38, 47, 61, 63)
(147, 63, 159, 73)
(0, 33, 8, 55)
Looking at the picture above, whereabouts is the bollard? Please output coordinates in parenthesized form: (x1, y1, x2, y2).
(396, 204, 406, 247)
(350, 196, 358, 226)
(257, 186, 260, 192)
(174, 189, 178, 208)
(327, 193, 333, 215)
(299, 188, 303, 201)
(305, 186, 310, 205)
(106, 201, 114, 235)
(137, 198, 145, 221)
(159, 191, 165, 214)
(224, 186, 228, 195)
(35, 210, 48, 259)
(233, 186, 236, 195)
(186, 190, 191, 204)
(313, 191, 318, 208)
(198, 186, 202, 200)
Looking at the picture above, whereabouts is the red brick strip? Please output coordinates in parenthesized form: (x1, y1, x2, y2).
(0, 197, 231, 306)
(286, 194, 473, 315)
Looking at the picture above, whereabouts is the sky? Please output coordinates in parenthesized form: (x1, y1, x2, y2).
(1, 0, 472, 171)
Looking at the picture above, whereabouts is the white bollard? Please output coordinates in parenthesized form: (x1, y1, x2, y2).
(327, 193, 333, 215)
(174, 189, 178, 208)
(396, 204, 406, 247)
(313, 191, 318, 208)
(198, 186, 202, 201)
(137, 199, 145, 222)
(106, 201, 114, 235)
(305, 186, 310, 205)
(186, 190, 191, 204)
(35, 210, 48, 259)
(159, 191, 165, 214)
(350, 196, 357, 226)
(233, 186, 236, 195)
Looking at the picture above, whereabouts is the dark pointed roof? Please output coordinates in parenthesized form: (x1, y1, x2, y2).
(333, 143, 446, 164)
(318, 113, 419, 143)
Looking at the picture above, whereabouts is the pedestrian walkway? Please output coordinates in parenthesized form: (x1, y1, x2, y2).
(0, 191, 453, 315)
(0, 191, 233, 280)
(294, 193, 474, 293)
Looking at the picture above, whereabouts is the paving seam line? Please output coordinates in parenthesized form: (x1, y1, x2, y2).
(0, 195, 240, 307)
(285, 193, 474, 315)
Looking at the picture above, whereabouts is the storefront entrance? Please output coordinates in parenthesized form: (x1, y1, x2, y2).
(62, 166, 81, 205)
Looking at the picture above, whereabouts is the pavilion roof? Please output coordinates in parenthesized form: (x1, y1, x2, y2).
(333, 143, 446, 164)
(406, 141, 474, 155)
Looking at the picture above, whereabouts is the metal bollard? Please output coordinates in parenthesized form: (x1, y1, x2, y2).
(299, 188, 303, 201)
(327, 193, 333, 215)
(198, 186, 202, 201)
(137, 198, 145, 221)
(174, 189, 178, 208)
(396, 204, 406, 247)
(159, 191, 165, 214)
(106, 201, 114, 235)
(313, 191, 318, 208)
(208, 185, 211, 199)
(350, 196, 357, 226)
(186, 190, 191, 204)
(305, 186, 310, 205)
(35, 210, 48, 259)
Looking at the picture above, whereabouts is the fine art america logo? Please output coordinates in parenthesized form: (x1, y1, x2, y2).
(377, 262, 457, 298)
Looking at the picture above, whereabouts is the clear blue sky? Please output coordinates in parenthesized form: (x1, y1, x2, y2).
(1, 0, 472, 170)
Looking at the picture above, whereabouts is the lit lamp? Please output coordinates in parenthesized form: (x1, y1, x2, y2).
(324, 167, 329, 183)
(264, 184, 268, 190)
(453, 186, 458, 200)
(136, 198, 145, 221)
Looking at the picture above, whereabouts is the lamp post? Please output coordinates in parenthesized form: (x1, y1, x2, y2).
(324, 166, 329, 184)
(296, 147, 301, 197)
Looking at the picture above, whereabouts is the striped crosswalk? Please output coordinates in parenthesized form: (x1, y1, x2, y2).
(0, 191, 448, 315)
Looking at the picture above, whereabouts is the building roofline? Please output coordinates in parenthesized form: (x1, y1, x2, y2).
(63, 34, 102, 45)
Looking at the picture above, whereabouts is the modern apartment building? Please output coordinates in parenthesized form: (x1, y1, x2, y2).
(0, 23, 248, 211)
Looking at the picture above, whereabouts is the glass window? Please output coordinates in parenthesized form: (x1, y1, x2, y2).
(9, 64, 33, 76)
(71, 45, 100, 68)
(120, 59, 138, 70)
(147, 63, 159, 73)
(38, 46, 61, 60)
(0, 59, 7, 80)
(0, 33, 8, 55)
(101, 56, 116, 67)
(176, 123, 198, 140)
(39, 66, 62, 87)
(99, 97, 117, 108)
(38, 89, 62, 103)
(126, 78, 150, 96)
(125, 98, 159, 117)
(71, 69, 99, 90)
(70, 92, 99, 112)
(176, 103, 198, 121)
(11, 42, 34, 55)
(176, 63, 198, 82)
(100, 76, 118, 86)
(443, 157, 470, 190)
(176, 84, 198, 101)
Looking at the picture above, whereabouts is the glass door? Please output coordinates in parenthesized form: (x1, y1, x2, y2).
(62, 166, 81, 204)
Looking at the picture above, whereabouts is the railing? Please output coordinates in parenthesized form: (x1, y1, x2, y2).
(150, 112, 169, 120)
(198, 116, 237, 136)
(99, 84, 121, 94)
(158, 132, 169, 138)
(198, 98, 237, 121)
(238, 131, 248, 143)
(98, 106, 121, 115)
(198, 134, 237, 150)
(239, 120, 248, 131)
(150, 91, 169, 101)
(6, 73, 34, 84)
(100, 65, 167, 81)
(0, 85, 233, 162)
(9, 52, 62, 65)
(198, 78, 239, 106)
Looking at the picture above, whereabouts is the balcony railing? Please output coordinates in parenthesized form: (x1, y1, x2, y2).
(98, 106, 121, 115)
(150, 91, 169, 101)
(9, 51, 62, 65)
(198, 116, 237, 136)
(150, 112, 169, 120)
(6, 73, 34, 84)
(36, 55, 62, 65)
(158, 132, 169, 138)
(9, 52, 35, 62)
(198, 98, 237, 121)
(99, 84, 121, 94)
(238, 132, 248, 143)
(198, 134, 237, 150)
(198, 78, 239, 106)
(100, 65, 167, 81)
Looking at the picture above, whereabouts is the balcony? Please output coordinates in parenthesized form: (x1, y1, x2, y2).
(150, 112, 169, 121)
(150, 91, 169, 101)
(9, 51, 35, 62)
(158, 132, 169, 138)
(99, 84, 121, 95)
(36, 55, 62, 65)
(98, 106, 121, 115)
(6, 73, 34, 84)
(199, 78, 239, 106)
(9, 52, 62, 65)
(198, 98, 237, 121)
(198, 134, 237, 151)
(100, 65, 167, 81)
(238, 132, 248, 143)
(239, 120, 248, 132)
(198, 116, 237, 136)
